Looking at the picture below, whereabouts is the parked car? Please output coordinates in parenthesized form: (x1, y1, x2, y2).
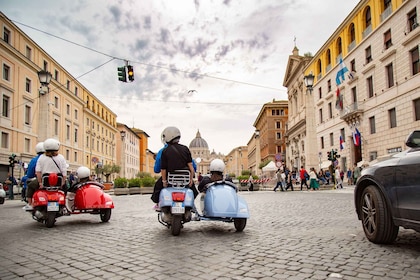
(354, 130, 420, 244)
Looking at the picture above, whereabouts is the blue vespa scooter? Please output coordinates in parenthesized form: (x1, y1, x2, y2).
(158, 170, 196, 236)
(196, 180, 249, 232)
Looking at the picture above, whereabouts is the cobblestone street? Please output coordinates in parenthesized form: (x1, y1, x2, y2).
(0, 188, 419, 280)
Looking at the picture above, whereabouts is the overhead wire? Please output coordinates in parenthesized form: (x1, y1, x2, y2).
(11, 19, 286, 93)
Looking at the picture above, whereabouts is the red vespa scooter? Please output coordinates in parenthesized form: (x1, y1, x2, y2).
(29, 173, 114, 228)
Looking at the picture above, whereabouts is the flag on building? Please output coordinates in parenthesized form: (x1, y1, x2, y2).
(335, 87, 343, 110)
(335, 59, 349, 85)
(353, 128, 361, 146)
(339, 135, 345, 150)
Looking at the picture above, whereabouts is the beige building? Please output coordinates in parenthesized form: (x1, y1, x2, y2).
(0, 12, 119, 179)
(224, 146, 248, 177)
(301, 0, 420, 172)
(117, 124, 140, 179)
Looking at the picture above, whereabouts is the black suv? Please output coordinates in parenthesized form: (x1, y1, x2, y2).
(354, 130, 420, 244)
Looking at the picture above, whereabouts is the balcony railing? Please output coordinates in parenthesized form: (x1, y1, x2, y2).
(380, 5, 392, 22)
(363, 25, 372, 39)
(340, 102, 364, 119)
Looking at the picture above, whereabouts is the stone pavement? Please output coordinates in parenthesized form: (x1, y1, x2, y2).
(0, 187, 419, 280)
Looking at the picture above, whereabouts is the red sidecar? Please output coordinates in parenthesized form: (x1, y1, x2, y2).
(30, 176, 114, 228)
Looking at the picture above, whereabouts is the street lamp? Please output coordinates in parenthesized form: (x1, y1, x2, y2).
(38, 70, 52, 95)
(37, 70, 52, 141)
(120, 130, 126, 178)
(304, 73, 315, 94)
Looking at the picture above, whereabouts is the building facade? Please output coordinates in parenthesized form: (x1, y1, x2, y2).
(0, 12, 119, 180)
(302, 0, 419, 172)
(253, 100, 288, 168)
(224, 146, 248, 177)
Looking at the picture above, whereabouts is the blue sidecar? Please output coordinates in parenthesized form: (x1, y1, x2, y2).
(198, 180, 250, 232)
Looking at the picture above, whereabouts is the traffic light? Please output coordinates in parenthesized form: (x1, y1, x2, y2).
(127, 65, 134, 82)
(8, 154, 17, 167)
(117, 66, 127, 82)
(327, 151, 332, 161)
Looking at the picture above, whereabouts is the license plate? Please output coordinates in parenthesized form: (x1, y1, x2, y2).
(171, 202, 185, 214)
(47, 202, 59, 211)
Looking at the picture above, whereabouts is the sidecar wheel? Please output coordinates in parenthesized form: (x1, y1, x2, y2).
(171, 215, 182, 236)
(100, 209, 111, 222)
(0, 197, 4, 204)
(234, 218, 247, 232)
(45, 212, 56, 228)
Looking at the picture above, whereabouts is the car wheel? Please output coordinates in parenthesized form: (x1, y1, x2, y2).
(360, 185, 399, 244)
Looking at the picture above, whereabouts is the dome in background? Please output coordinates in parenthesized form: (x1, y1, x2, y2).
(189, 130, 209, 149)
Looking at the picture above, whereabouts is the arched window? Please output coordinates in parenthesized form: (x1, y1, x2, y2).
(365, 6, 371, 28)
(326, 49, 332, 72)
(336, 37, 343, 62)
(349, 23, 355, 43)
(317, 59, 322, 74)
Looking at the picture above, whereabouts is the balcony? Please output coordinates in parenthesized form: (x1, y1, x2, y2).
(363, 25, 372, 39)
(380, 5, 392, 22)
(340, 102, 364, 121)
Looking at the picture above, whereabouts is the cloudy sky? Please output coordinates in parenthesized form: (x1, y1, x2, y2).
(1, 0, 359, 155)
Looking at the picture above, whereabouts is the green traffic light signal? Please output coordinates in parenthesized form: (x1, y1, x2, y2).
(117, 66, 127, 82)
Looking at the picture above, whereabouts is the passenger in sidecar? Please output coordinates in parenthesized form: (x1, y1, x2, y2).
(197, 159, 233, 193)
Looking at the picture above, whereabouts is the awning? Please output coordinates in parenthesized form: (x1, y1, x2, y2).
(320, 161, 332, 169)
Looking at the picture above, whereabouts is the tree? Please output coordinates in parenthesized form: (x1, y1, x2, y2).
(98, 164, 121, 182)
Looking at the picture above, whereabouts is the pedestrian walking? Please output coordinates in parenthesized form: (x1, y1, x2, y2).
(353, 163, 361, 184)
(299, 166, 309, 191)
(309, 167, 320, 190)
(347, 168, 353, 185)
(335, 166, 343, 189)
(273, 169, 285, 192)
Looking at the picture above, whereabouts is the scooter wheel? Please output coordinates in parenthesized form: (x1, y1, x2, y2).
(171, 215, 182, 236)
(234, 218, 247, 232)
(45, 212, 56, 228)
(100, 209, 111, 222)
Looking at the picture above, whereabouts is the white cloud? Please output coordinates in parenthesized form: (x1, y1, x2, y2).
(1, 0, 359, 154)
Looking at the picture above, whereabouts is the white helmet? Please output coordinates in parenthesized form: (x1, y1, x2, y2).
(76, 166, 90, 180)
(161, 126, 181, 144)
(43, 138, 60, 151)
(210, 159, 225, 173)
(35, 142, 45, 154)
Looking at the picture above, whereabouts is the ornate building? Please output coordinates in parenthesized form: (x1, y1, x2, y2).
(188, 130, 224, 176)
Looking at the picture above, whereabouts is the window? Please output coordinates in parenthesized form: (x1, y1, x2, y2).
(336, 37, 343, 61)
(408, 8, 418, 32)
(276, 121, 281, 129)
(3, 64, 10, 81)
(54, 96, 59, 108)
(54, 70, 59, 80)
(74, 109, 78, 120)
(365, 46, 372, 64)
(321, 136, 325, 149)
(384, 29, 392, 49)
(25, 138, 31, 153)
(367, 76, 374, 98)
(66, 80, 70, 90)
(414, 98, 420, 121)
(329, 132, 334, 146)
(66, 104, 70, 115)
(276, 132, 281, 139)
(365, 6, 372, 28)
(328, 102, 332, 119)
(74, 152, 78, 162)
(384, 0, 391, 10)
(54, 119, 59, 135)
(388, 108, 397, 128)
(351, 87, 357, 103)
(386, 63, 394, 88)
(1, 132, 9, 148)
(318, 87, 322, 99)
(326, 49, 331, 71)
(66, 125, 70, 140)
(411, 46, 419, 75)
(327, 80, 331, 92)
(26, 46, 32, 60)
(43, 60, 48, 71)
(369, 116, 376, 134)
(348, 23, 356, 51)
(75, 86, 78, 96)
(25, 78, 31, 93)
(66, 149, 70, 161)
(319, 108, 323, 123)
(3, 27, 10, 43)
(2, 95, 10, 117)
(24, 105, 31, 125)
(75, 128, 78, 143)
(350, 59, 356, 72)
